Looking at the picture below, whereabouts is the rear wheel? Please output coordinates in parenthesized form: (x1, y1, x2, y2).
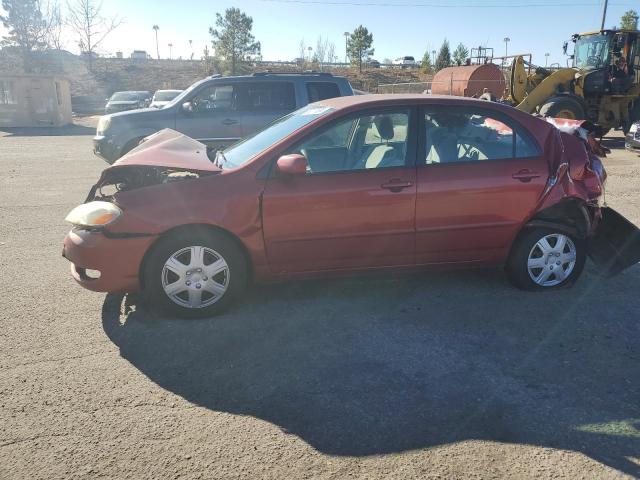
(539, 96, 586, 120)
(507, 228, 586, 290)
(142, 229, 247, 318)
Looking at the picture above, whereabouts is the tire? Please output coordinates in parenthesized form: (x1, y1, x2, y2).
(539, 96, 586, 120)
(142, 228, 247, 318)
(506, 227, 586, 290)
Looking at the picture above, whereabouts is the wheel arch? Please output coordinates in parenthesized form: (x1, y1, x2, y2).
(138, 223, 254, 290)
(507, 198, 592, 262)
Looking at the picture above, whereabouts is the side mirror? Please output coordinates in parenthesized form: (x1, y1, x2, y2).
(276, 154, 307, 176)
(182, 101, 194, 113)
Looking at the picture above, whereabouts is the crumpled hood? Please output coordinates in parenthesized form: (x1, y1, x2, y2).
(110, 129, 220, 172)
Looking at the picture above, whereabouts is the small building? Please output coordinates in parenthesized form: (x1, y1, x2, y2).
(0, 75, 72, 127)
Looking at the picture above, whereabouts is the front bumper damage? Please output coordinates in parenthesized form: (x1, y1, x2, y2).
(589, 207, 640, 277)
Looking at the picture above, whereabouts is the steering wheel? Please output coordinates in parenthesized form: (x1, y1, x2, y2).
(586, 55, 600, 67)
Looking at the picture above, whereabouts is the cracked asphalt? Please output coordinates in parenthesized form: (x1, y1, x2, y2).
(1, 123, 639, 479)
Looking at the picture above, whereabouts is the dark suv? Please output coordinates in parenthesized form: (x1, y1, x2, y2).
(94, 72, 354, 163)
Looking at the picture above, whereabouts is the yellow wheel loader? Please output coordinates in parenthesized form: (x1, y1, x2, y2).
(509, 29, 640, 133)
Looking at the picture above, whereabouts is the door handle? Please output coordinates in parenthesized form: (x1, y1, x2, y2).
(512, 169, 540, 182)
(381, 179, 413, 192)
(222, 118, 238, 126)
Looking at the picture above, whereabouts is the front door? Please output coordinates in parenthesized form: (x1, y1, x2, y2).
(262, 107, 418, 273)
(415, 105, 549, 265)
(174, 83, 243, 150)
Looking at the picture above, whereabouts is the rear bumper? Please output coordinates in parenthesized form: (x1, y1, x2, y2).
(62, 229, 156, 293)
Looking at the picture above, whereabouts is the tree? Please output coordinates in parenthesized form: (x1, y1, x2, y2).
(421, 49, 434, 74)
(0, 0, 50, 52)
(67, 0, 122, 67)
(209, 7, 260, 75)
(347, 25, 373, 73)
(435, 38, 451, 71)
(452, 42, 468, 66)
(621, 9, 638, 30)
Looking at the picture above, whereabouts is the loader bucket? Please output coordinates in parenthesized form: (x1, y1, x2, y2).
(589, 207, 640, 277)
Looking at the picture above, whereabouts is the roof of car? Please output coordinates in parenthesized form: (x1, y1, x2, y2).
(317, 93, 506, 109)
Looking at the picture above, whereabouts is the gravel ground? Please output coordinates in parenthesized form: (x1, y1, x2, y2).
(0, 124, 639, 479)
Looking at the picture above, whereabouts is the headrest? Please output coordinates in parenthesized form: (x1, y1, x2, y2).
(374, 115, 395, 140)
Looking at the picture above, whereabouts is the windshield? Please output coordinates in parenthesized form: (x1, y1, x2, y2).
(110, 92, 139, 101)
(219, 105, 335, 169)
(574, 34, 611, 69)
(154, 90, 181, 101)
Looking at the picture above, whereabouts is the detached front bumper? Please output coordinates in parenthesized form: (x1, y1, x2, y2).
(589, 207, 640, 276)
(62, 228, 156, 293)
(93, 135, 121, 164)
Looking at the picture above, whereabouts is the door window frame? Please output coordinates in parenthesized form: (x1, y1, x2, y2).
(267, 105, 419, 178)
(187, 83, 239, 114)
(417, 104, 542, 168)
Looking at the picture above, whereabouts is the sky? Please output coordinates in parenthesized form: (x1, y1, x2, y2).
(1, 0, 638, 66)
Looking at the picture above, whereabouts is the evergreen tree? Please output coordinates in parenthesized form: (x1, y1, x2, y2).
(435, 39, 452, 71)
(210, 7, 261, 75)
(452, 42, 469, 66)
(620, 9, 638, 30)
(347, 25, 374, 73)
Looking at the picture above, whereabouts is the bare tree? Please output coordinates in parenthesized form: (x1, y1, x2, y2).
(44, 0, 64, 50)
(315, 36, 327, 65)
(326, 41, 336, 64)
(67, 0, 121, 66)
(298, 38, 306, 63)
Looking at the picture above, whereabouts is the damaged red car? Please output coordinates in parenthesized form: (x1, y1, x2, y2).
(62, 95, 640, 317)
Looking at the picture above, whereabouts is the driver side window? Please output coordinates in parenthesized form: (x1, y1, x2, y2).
(191, 85, 234, 113)
(291, 109, 410, 174)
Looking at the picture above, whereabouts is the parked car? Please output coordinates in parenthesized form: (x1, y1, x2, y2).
(64, 95, 640, 318)
(626, 120, 640, 150)
(366, 59, 381, 68)
(393, 56, 416, 68)
(104, 91, 152, 114)
(94, 72, 354, 164)
(150, 89, 183, 109)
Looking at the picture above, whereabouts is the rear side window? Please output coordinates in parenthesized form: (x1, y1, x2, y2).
(306, 82, 341, 102)
(422, 109, 540, 164)
(237, 82, 296, 112)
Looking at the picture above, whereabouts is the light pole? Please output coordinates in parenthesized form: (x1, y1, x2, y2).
(307, 46, 313, 62)
(152, 25, 159, 59)
(168, 43, 173, 60)
(503, 37, 510, 58)
(189, 40, 193, 60)
(432, 49, 436, 65)
(344, 32, 349, 64)
(545, 52, 550, 67)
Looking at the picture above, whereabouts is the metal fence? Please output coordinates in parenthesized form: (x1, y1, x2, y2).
(377, 78, 508, 95)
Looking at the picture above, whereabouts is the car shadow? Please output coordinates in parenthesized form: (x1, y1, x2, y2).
(102, 265, 640, 475)
(0, 123, 95, 137)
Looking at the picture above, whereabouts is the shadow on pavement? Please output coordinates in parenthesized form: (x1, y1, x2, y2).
(0, 123, 95, 137)
(102, 266, 640, 475)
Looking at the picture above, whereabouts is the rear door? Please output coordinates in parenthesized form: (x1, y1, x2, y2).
(174, 83, 243, 150)
(262, 106, 418, 273)
(236, 81, 297, 137)
(415, 105, 548, 265)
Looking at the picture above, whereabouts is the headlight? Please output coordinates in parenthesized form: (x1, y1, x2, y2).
(630, 123, 638, 134)
(96, 116, 111, 136)
(65, 201, 122, 228)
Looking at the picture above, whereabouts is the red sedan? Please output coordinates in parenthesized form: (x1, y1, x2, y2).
(63, 95, 640, 317)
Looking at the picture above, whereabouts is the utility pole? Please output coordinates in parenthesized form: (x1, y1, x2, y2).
(545, 52, 550, 67)
(600, 0, 608, 31)
(503, 37, 510, 58)
(168, 43, 173, 60)
(153, 25, 159, 59)
(344, 32, 349, 64)
(432, 50, 436, 65)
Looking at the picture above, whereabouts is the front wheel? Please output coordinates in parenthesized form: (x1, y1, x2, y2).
(142, 229, 247, 318)
(506, 228, 586, 290)
(539, 96, 586, 120)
